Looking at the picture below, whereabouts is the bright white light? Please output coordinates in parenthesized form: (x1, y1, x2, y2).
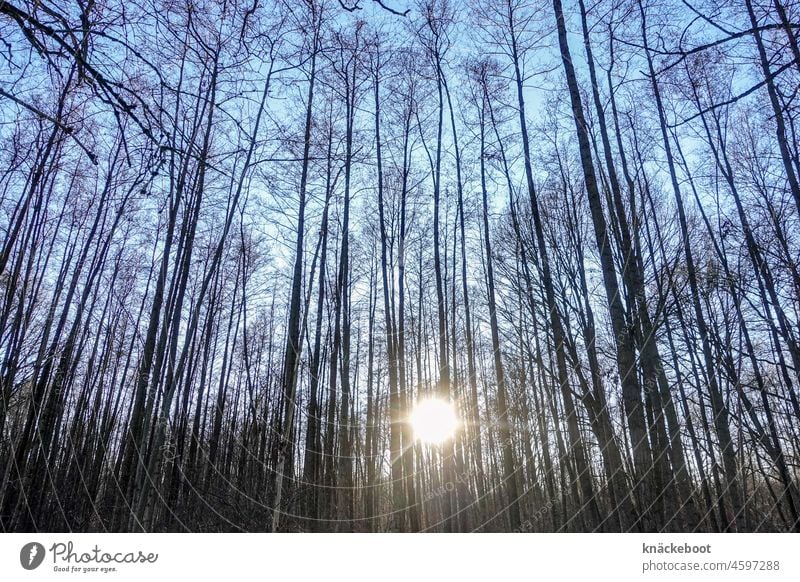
(410, 399, 458, 444)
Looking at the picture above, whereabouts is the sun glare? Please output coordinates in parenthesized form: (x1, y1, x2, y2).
(410, 399, 458, 444)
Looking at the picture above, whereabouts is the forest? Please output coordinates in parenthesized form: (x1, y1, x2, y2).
(0, 0, 799, 533)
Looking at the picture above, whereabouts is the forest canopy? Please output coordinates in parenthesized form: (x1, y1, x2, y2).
(1, 0, 799, 533)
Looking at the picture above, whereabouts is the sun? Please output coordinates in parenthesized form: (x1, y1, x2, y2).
(410, 399, 459, 444)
